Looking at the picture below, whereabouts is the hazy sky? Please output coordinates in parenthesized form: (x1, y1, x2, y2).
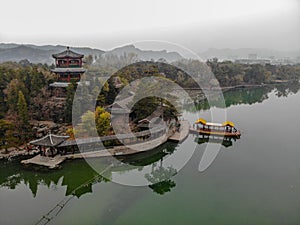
(1, 0, 299, 52)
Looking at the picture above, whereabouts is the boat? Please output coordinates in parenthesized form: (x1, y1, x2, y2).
(190, 118, 241, 138)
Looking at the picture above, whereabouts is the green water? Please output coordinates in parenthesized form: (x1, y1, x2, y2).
(1, 85, 300, 225)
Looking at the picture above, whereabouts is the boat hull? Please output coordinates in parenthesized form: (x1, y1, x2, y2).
(190, 128, 241, 138)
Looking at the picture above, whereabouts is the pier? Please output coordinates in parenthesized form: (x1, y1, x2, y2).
(21, 155, 67, 169)
(168, 120, 190, 142)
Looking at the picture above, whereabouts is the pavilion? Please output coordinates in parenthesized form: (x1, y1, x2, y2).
(30, 133, 69, 157)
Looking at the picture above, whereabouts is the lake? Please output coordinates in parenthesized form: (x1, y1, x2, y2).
(1, 84, 300, 225)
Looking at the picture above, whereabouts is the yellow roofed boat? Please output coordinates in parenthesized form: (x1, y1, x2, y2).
(191, 118, 241, 138)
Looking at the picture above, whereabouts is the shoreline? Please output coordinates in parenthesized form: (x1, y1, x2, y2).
(0, 82, 296, 161)
(6, 121, 190, 168)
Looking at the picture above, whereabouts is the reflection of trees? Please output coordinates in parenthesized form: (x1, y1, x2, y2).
(0, 142, 179, 197)
(148, 180, 176, 195)
(145, 151, 177, 195)
(145, 165, 177, 195)
(185, 84, 300, 112)
(275, 84, 300, 98)
(0, 159, 107, 198)
(223, 87, 270, 107)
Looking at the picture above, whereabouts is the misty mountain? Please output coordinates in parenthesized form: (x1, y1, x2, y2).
(0, 43, 183, 64)
(199, 48, 300, 60)
(103, 44, 183, 62)
(0, 44, 105, 64)
(2, 43, 298, 65)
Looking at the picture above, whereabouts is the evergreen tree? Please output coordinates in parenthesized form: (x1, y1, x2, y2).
(30, 69, 45, 97)
(6, 79, 27, 113)
(65, 79, 77, 123)
(17, 91, 30, 141)
(17, 91, 29, 127)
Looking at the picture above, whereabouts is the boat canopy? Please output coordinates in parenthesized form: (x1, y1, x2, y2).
(195, 118, 207, 125)
(195, 118, 235, 127)
(222, 121, 235, 127)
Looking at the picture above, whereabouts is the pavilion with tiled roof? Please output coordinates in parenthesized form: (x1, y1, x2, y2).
(52, 47, 84, 59)
(30, 133, 69, 157)
(50, 46, 86, 97)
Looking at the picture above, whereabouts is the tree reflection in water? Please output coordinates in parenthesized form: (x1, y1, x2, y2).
(0, 158, 108, 198)
(185, 84, 300, 112)
(0, 142, 179, 198)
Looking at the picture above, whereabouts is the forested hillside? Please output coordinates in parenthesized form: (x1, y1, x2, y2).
(1, 57, 300, 148)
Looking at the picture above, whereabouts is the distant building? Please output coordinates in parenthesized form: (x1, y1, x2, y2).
(248, 53, 257, 60)
(50, 47, 86, 97)
(235, 58, 271, 65)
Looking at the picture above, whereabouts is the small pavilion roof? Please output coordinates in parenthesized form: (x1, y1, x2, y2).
(52, 47, 84, 59)
(30, 134, 69, 147)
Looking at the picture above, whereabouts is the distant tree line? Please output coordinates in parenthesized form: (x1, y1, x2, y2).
(206, 58, 300, 86)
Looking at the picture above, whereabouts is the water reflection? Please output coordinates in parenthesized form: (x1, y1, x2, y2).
(195, 135, 239, 148)
(145, 159, 177, 195)
(2, 84, 300, 225)
(275, 83, 300, 97)
(0, 142, 179, 198)
(0, 159, 107, 198)
(185, 84, 300, 111)
(2, 84, 299, 198)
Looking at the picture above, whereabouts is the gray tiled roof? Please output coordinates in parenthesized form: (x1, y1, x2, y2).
(30, 134, 69, 147)
(52, 47, 84, 59)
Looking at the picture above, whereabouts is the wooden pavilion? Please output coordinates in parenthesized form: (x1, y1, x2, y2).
(50, 46, 86, 97)
(30, 133, 69, 157)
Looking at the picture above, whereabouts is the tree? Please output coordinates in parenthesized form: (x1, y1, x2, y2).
(75, 107, 111, 137)
(17, 91, 29, 128)
(17, 91, 30, 141)
(0, 119, 13, 153)
(6, 79, 27, 113)
(244, 64, 266, 84)
(95, 106, 111, 136)
(65, 79, 77, 123)
(30, 69, 46, 97)
(77, 111, 96, 136)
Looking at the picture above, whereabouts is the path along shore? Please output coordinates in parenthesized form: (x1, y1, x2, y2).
(20, 120, 190, 168)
